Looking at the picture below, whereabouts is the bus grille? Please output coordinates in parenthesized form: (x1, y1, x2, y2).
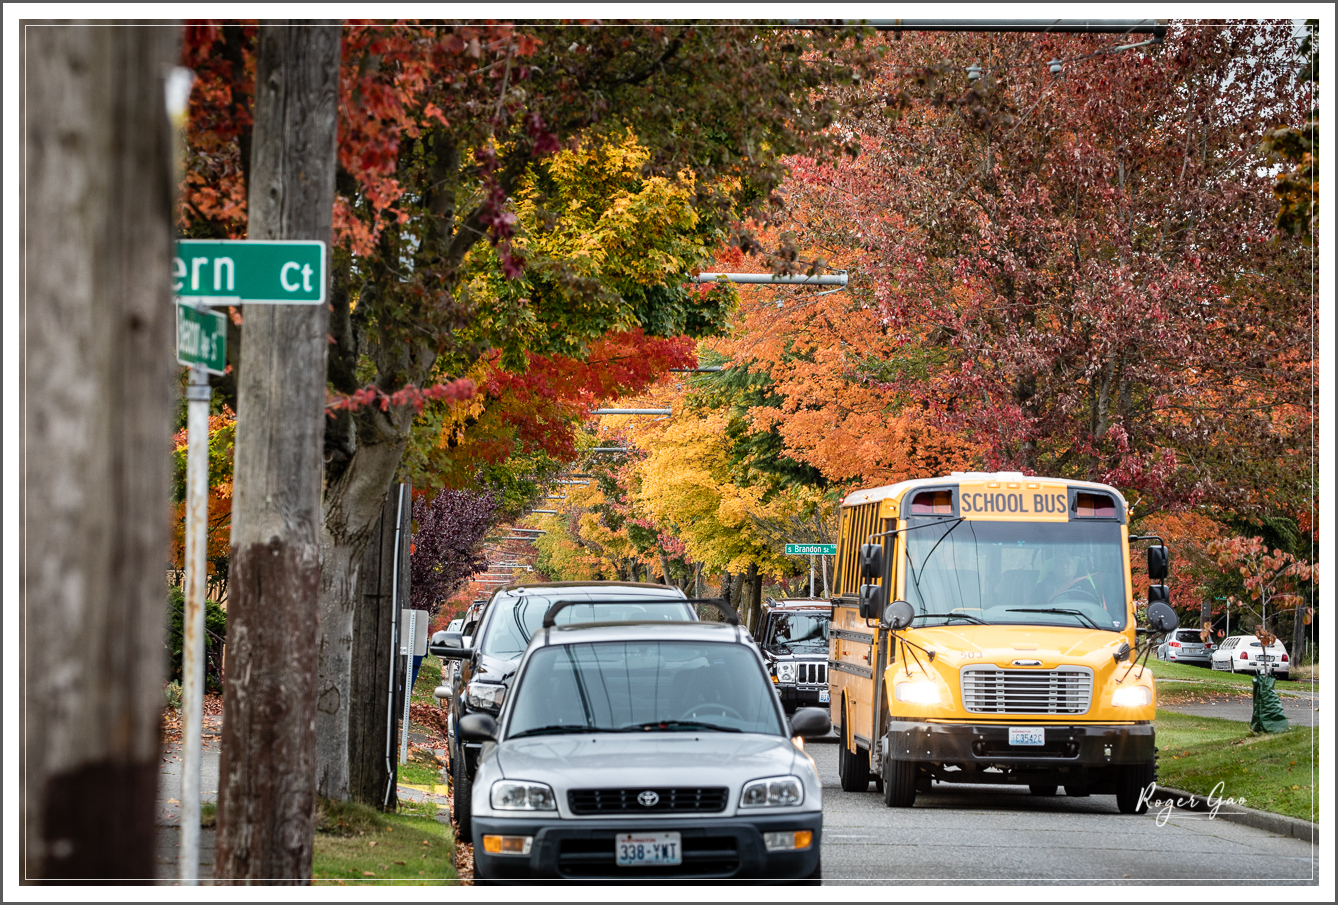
(960, 666, 1093, 714)
(796, 662, 827, 685)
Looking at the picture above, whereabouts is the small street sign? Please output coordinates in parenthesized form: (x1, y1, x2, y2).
(173, 239, 326, 304)
(176, 302, 227, 374)
(786, 543, 837, 556)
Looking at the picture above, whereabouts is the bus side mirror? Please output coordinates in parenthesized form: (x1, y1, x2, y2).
(859, 544, 883, 580)
(1147, 545, 1169, 581)
(883, 600, 915, 631)
(1148, 585, 1170, 605)
(1147, 602, 1178, 633)
(858, 584, 885, 619)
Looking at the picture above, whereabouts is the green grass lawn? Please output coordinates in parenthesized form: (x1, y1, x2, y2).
(312, 799, 458, 885)
(1154, 710, 1317, 822)
(1146, 657, 1306, 700)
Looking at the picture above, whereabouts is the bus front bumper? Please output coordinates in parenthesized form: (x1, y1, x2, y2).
(882, 720, 1155, 769)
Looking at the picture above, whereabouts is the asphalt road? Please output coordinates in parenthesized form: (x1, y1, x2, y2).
(808, 739, 1319, 885)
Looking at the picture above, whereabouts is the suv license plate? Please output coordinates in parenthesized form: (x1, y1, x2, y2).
(819, 689, 830, 703)
(1008, 727, 1045, 746)
(616, 832, 682, 867)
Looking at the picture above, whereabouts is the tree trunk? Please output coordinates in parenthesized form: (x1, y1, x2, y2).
(1292, 602, 1307, 667)
(746, 563, 764, 632)
(216, 23, 339, 884)
(348, 485, 410, 808)
(20, 23, 179, 881)
(315, 436, 407, 800)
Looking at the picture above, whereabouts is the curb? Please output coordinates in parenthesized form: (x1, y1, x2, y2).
(1152, 785, 1319, 844)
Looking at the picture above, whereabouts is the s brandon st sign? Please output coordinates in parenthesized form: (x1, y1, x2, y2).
(785, 543, 837, 556)
(173, 239, 326, 305)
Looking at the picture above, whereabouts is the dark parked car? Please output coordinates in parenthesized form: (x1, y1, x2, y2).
(430, 581, 694, 843)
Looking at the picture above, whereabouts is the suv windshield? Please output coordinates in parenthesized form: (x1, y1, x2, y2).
(764, 613, 830, 653)
(904, 519, 1127, 631)
(507, 640, 784, 737)
(480, 597, 695, 659)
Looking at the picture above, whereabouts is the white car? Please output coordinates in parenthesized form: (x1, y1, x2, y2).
(1210, 635, 1290, 681)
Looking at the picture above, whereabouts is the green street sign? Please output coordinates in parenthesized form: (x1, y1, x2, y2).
(173, 239, 326, 304)
(786, 543, 837, 556)
(176, 302, 228, 373)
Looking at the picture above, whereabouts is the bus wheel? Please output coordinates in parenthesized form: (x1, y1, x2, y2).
(1116, 763, 1155, 814)
(882, 758, 917, 808)
(837, 718, 869, 792)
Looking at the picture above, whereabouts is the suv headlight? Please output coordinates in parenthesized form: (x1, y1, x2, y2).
(490, 780, 556, 810)
(1111, 685, 1152, 707)
(466, 680, 506, 714)
(776, 662, 796, 683)
(740, 775, 804, 808)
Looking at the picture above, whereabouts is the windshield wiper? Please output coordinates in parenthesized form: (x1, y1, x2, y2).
(509, 724, 600, 738)
(1006, 608, 1102, 630)
(621, 719, 740, 733)
(913, 612, 988, 625)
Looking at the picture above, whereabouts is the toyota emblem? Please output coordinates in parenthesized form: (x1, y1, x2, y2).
(637, 790, 660, 807)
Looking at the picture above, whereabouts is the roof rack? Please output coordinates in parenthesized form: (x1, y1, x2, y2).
(541, 597, 741, 629)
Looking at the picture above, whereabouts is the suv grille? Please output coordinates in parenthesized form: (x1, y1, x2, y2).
(568, 787, 729, 815)
(960, 666, 1093, 714)
(796, 661, 827, 685)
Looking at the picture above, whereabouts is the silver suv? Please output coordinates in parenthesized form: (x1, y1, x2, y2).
(459, 601, 831, 882)
(1157, 627, 1215, 667)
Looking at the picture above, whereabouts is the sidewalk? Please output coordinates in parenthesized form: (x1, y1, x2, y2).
(155, 713, 222, 883)
(1159, 691, 1320, 727)
(155, 721, 447, 883)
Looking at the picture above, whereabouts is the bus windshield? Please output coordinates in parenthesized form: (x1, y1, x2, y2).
(903, 519, 1127, 631)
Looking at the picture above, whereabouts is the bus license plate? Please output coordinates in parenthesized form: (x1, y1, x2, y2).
(1009, 727, 1045, 746)
(616, 832, 681, 867)
(819, 689, 830, 703)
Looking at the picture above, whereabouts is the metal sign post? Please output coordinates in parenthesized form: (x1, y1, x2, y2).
(178, 365, 211, 884)
(784, 543, 838, 600)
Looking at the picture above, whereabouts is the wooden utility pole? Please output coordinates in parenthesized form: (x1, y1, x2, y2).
(215, 22, 340, 882)
(20, 24, 179, 880)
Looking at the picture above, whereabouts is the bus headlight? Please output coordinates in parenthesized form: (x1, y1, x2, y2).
(1111, 685, 1152, 707)
(894, 681, 941, 705)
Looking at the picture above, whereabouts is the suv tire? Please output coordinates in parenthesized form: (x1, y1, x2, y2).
(453, 750, 473, 844)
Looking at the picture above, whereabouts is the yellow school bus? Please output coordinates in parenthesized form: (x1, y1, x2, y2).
(828, 472, 1170, 813)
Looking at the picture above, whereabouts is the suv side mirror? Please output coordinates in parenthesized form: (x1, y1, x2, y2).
(1147, 601, 1178, 633)
(428, 631, 471, 660)
(882, 599, 915, 631)
(859, 544, 883, 580)
(788, 707, 832, 739)
(457, 712, 498, 742)
(858, 583, 885, 619)
(1147, 544, 1169, 581)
